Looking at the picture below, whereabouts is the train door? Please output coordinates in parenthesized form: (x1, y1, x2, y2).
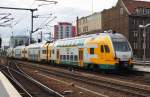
(79, 48, 84, 67)
(56, 49, 60, 64)
(37, 49, 40, 62)
(23, 48, 25, 58)
(46, 46, 49, 62)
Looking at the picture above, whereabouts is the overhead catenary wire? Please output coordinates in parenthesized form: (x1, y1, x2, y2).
(13, 0, 36, 26)
(0, 13, 11, 21)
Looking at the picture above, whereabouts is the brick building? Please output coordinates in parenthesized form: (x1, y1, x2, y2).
(54, 22, 76, 40)
(102, 0, 150, 58)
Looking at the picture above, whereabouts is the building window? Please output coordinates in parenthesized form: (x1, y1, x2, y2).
(133, 31, 138, 37)
(137, 8, 144, 15)
(61, 26, 63, 31)
(148, 9, 150, 15)
(120, 8, 124, 15)
(79, 28, 81, 33)
(66, 32, 69, 37)
(136, 8, 139, 14)
(83, 27, 85, 32)
(85, 26, 88, 32)
(90, 48, 94, 54)
(87, 26, 89, 31)
(78, 21, 81, 25)
(134, 42, 137, 49)
(83, 26, 88, 32)
(66, 26, 69, 31)
(133, 19, 136, 25)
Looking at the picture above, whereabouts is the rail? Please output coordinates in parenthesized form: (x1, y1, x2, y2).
(0, 63, 64, 97)
(19, 62, 150, 97)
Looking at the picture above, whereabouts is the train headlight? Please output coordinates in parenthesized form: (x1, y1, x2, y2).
(115, 57, 120, 63)
(129, 58, 133, 64)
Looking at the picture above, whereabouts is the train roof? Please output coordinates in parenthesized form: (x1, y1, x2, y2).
(53, 33, 126, 47)
(27, 41, 48, 48)
(14, 45, 26, 49)
(109, 33, 126, 39)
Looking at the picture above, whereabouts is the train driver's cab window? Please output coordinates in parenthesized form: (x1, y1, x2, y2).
(101, 45, 104, 53)
(104, 45, 110, 53)
(90, 48, 94, 54)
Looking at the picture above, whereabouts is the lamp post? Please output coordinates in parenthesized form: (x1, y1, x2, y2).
(139, 23, 150, 61)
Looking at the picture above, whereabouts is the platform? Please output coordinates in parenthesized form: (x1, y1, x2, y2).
(0, 71, 22, 97)
(134, 65, 150, 72)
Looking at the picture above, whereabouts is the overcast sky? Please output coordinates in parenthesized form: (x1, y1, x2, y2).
(0, 0, 149, 46)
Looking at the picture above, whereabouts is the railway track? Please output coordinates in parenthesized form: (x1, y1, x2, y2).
(17, 61, 150, 97)
(0, 62, 64, 97)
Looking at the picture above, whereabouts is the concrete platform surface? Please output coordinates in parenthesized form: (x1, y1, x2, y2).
(0, 71, 22, 97)
(134, 65, 150, 72)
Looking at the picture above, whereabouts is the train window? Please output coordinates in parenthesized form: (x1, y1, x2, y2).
(74, 55, 78, 61)
(70, 55, 73, 61)
(52, 50, 55, 54)
(104, 45, 110, 53)
(42, 50, 46, 54)
(101, 45, 104, 53)
(90, 48, 94, 54)
(63, 55, 66, 60)
(67, 55, 69, 60)
(50, 50, 51, 57)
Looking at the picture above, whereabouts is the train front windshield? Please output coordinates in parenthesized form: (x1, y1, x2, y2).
(113, 40, 131, 52)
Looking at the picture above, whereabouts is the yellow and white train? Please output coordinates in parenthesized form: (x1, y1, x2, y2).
(7, 33, 133, 71)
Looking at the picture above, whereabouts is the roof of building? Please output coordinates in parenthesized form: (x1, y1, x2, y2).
(10, 35, 29, 38)
(79, 12, 101, 20)
(122, 0, 150, 14)
(58, 22, 72, 25)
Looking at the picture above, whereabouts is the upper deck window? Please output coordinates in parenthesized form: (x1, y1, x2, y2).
(90, 48, 94, 54)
